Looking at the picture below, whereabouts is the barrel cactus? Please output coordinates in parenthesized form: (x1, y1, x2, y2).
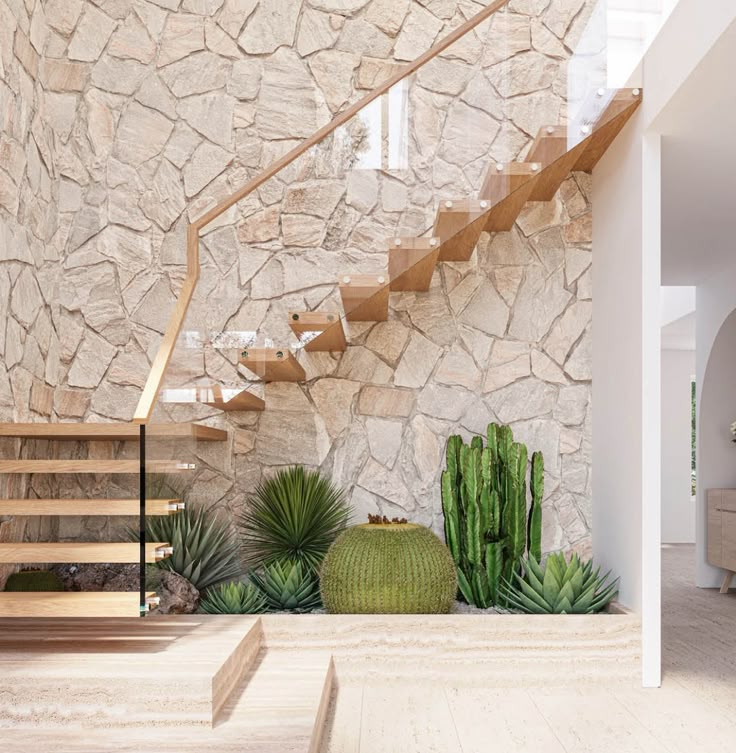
(4, 569, 63, 592)
(320, 521, 457, 614)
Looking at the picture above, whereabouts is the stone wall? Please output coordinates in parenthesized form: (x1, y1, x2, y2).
(0, 0, 595, 558)
(0, 0, 68, 581)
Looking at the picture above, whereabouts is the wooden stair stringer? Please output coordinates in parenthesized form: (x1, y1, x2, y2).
(573, 90, 643, 172)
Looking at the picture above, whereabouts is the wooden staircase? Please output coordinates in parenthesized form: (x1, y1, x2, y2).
(186, 88, 641, 414)
(0, 422, 225, 617)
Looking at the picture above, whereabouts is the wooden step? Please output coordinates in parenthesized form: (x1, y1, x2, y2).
(239, 348, 306, 382)
(388, 237, 440, 291)
(218, 650, 334, 751)
(0, 592, 160, 618)
(289, 312, 347, 352)
(433, 199, 489, 262)
(197, 385, 265, 412)
(0, 498, 183, 516)
(0, 542, 172, 563)
(480, 162, 540, 231)
(338, 273, 389, 321)
(0, 460, 195, 474)
(526, 125, 589, 201)
(0, 422, 227, 441)
(573, 87, 643, 172)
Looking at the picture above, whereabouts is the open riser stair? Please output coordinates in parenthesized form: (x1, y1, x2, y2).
(0, 422, 228, 617)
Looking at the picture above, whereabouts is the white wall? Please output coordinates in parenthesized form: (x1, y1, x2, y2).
(591, 0, 736, 689)
(661, 349, 695, 543)
(592, 112, 661, 688)
(695, 260, 736, 587)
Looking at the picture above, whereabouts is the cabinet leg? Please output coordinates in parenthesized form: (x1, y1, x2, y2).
(720, 571, 734, 594)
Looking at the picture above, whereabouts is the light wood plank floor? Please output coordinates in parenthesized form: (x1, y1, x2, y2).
(321, 545, 736, 753)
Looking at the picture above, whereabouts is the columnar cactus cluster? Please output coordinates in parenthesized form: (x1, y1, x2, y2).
(441, 423, 544, 608)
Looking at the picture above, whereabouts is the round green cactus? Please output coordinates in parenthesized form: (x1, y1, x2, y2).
(320, 522, 457, 614)
(4, 569, 63, 592)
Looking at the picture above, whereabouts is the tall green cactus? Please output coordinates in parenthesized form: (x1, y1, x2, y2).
(528, 451, 544, 562)
(440, 423, 545, 608)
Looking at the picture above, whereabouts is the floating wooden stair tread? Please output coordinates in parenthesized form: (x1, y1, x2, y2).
(0, 542, 172, 564)
(0, 592, 159, 618)
(526, 125, 587, 201)
(433, 199, 489, 262)
(389, 237, 440, 292)
(0, 499, 183, 516)
(197, 385, 265, 412)
(0, 460, 195, 474)
(480, 162, 541, 232)
(239, 348, 306, 382)
(289, 311, 347, 352)
(0, 423, 227, 441)
(339, 273, 389, 321)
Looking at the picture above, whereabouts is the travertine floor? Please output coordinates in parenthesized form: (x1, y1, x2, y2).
(320, 545, 736, 753)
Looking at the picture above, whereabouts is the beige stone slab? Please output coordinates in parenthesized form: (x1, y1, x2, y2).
(446, 688, 566, 753)
(358, 685, 462, 753)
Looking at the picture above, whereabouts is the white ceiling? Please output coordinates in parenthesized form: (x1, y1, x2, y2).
(659, 19, 736, 285)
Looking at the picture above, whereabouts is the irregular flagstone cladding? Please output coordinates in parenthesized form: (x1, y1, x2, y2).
(0, 0, 596, 559)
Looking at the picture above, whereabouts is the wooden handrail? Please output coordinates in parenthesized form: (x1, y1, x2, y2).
(133, 0, 511, 423)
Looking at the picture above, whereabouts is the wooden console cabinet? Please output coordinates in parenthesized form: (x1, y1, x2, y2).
(707, 489, 736, 593)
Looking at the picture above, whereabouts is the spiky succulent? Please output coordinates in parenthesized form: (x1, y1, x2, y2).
(501, 553, 619, 614)
(250, 560, 322, 613)
(140, 504, 242, 591)
(200, 581, 267, 615)
(239, 466, 350, 572)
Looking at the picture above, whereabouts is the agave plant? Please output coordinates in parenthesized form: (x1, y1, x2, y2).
(141, 504, 242, 591)
(239, 466, 350, 573)
(250, 560, 322, 613)
(200, 581, 267, 615)
(501, 553, 619, 614)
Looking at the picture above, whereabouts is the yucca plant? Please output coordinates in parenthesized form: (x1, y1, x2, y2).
(250, 560, 322, 613)
(239, 466, 350, 573)
(501, 553, 619, 614)
(200, 581, 267, 615)
(138, 504, 242, 591)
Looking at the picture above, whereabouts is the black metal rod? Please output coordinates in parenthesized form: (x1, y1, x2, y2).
(139, 424, 146, 617)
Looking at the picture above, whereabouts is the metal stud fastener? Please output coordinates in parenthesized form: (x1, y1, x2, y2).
(377, 276, 385, 284)
(597, 88, 605, 97)
(531, 163, 540, 172)
(581, 124, 591, 135)
(395, 238, 402, 246)
(496, 163, 504, 171)
(276, 350, 284, 359)
(343, 276, 351, 284)
(430, 238, 438, 247)
(445, 200, 453, 209)
(546, 126, 555, 134)
(633, 88, 641, 96)
(480, 200, 489, 209)
(292, 313, 300, 321)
